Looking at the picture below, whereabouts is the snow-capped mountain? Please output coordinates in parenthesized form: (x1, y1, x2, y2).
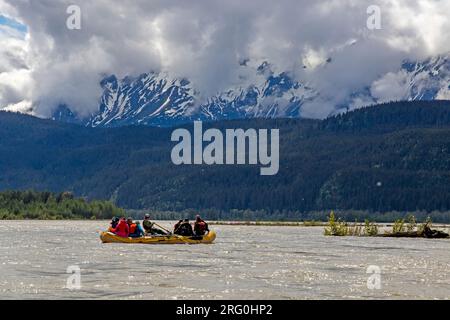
(404, 55, 450, 100)
(53, 62, 317, 127)
(53, 56, 450, 127)
(90, 74, 196, 127)
(371, 55, 450, 103)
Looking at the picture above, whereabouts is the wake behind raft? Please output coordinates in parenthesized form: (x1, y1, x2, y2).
(100, 230, 217, 244)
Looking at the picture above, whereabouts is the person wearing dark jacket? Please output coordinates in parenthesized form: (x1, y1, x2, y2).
(174, 219, 194, 236)
(108, 216, 120, 232)
(173, 220, 183, 234)
(142, 214, 168, 235)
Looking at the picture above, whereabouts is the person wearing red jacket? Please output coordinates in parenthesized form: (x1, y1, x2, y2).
(194, 215, 209, 236)
(111, 217, 129, 237)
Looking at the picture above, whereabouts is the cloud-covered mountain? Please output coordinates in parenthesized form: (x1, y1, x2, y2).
(371, 55, 450, 103)
(53, 62, 317, 127)
(52, 55, 450, 127)
(2, 0, 450, 121)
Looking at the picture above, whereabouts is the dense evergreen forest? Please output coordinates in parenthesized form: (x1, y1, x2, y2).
(0, 190, 124, 219)
(1, 100, 450, 221)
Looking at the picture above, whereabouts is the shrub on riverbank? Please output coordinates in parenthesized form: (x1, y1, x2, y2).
(324, 211, 349, 236)
(323, 212, 446, 238)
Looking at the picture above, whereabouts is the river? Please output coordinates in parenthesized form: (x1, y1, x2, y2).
(0, 221, 449, 299)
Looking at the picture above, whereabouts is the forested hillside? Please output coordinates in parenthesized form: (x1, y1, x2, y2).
(1, 101, 450, 220)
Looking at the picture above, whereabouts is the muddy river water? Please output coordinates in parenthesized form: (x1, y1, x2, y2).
(0, 221, 449, 299)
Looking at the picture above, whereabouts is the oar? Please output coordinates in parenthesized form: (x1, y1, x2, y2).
(153, 222, 196, 244)
(153, 222, 173, 235)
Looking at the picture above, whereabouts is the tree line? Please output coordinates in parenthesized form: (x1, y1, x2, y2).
(0, 190, 124, 220)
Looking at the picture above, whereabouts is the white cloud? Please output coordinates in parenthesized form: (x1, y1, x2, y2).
(0, 14, 32, 109)
(2, 99, 32, 113)
(436, 87, 450, 100)
(0, 0, 449, 118)
(370, 70, 410, 102)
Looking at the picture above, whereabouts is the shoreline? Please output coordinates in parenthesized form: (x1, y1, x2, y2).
(3, 219, 449, 229)
(209, 221, 450, 228)
(209, 221, 325, 227)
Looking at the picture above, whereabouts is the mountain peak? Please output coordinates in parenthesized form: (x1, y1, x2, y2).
(53, 63, 314, 127)
(51, 54, 450, 128)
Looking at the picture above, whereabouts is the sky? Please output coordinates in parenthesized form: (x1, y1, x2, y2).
(0, 0, 449, 119)
(0, 15, 27, 33)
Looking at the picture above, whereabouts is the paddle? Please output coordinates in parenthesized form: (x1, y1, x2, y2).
(153, 222, 173, 235)
(153, 222, 197, 244)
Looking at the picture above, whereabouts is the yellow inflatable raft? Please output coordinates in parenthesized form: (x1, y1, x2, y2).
(100, 230, 216, 244)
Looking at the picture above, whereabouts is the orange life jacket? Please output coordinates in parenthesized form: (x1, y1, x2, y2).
(129, 223, 137, 234)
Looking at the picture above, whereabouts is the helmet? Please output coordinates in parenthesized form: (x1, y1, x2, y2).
(144, 214, 150, 219)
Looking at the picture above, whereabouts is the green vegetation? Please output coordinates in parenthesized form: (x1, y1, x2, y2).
(324, 211, 349, 236)
(324, 212, 449, 238)
(364, 220, 379, 236)
(2, 101, 450, 221)
(323, 213, 378, 236)
(417, 217, 433, 234)
(391, 215, 420, 233)
(406, 215, 417, 232)
(392, 219, 406, 233)
(0, 190, 125, 220)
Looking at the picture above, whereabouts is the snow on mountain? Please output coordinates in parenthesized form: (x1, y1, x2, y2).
(89, 73, 196, 127)
(53, 62, 317, 127)
(52, 56, 450, 127)
(370, 55, 450, 103)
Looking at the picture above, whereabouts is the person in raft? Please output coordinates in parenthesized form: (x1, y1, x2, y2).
(194, 215, 210, 236)
(127, 217, 145, 238)
(111, 217, 129, 238)
(173, 220, 183, 234)
(174, 219, 194, 236)
(142, 214, 169, 235)
(108, 216, 120, 232)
